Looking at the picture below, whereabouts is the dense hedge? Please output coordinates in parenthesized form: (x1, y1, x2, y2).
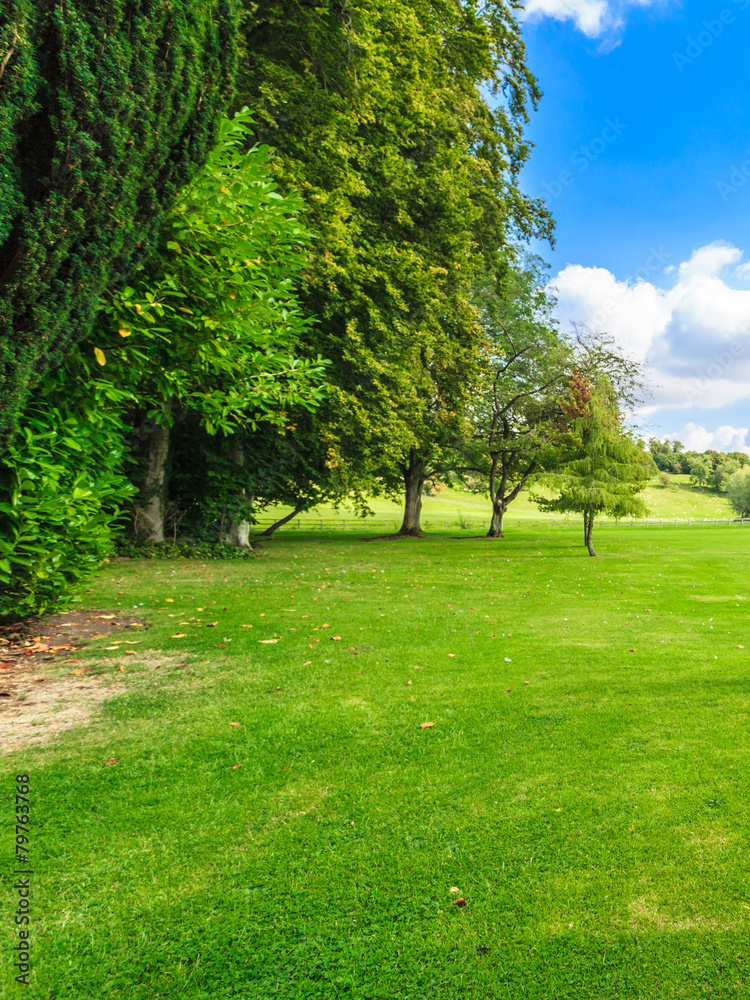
(0, 0, 237, 439)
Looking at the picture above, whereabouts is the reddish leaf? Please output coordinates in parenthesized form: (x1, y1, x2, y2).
(453, 898, 467, 907)
(419, 722, 434, 729)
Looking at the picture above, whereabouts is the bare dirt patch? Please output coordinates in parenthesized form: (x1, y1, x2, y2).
(0, 610, 147, 753)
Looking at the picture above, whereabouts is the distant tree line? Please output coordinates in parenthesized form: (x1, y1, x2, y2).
(648, 439, 749, 490)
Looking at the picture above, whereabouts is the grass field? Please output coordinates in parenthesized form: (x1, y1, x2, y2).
(255, 476, 738, 529)
(3, 526, 750, 998)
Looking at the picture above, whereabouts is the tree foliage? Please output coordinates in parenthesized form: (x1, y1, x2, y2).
(453, 256, 569, 536)
(727, 467, 750, 518)
(92, 109, 328, 434)
(0, 0, 238, 439)
(532, 372, 652, 556)
(0, 373, 134, 621)
(234, 0, 553, 534)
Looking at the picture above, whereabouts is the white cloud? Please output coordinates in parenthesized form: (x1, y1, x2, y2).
(522, 0, 661, 40)
(664, 423, 750, 455)
(549, 240, 750, 435)
(524, 0, 612, 37)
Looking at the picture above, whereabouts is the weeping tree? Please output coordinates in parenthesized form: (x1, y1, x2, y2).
(0, 0, 238, 440)
(532, 371, 652, 557)
(234, 0, 553, 538)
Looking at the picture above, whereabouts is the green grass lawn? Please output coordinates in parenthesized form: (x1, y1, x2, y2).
(255, 476, 738, 529)
(3, 526, 750, 998)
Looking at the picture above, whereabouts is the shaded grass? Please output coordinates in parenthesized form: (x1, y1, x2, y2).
(2, 527, 750, 998)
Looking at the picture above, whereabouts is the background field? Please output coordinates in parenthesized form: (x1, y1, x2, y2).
(255, 476, 738, 530)
(3, 526, 750, 998)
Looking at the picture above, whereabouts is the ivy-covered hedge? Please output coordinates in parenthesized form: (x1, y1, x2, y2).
(0, 0, 238, 439)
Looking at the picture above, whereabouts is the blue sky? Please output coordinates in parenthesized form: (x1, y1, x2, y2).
(519, 0, 750, 452)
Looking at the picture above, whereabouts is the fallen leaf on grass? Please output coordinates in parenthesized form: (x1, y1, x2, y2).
(420, 722, 435, 729)
(230, 722, 241, 728)
(331, 636, 342, 641)
(303, 660, 312, 665)
(740, 645, 745, 649)
(450, 887, 460, 893)
(118, 666, 126, 672)
(259, 639, 279, 644)
(0, 691, 12, 697)
(232, 764, 241, 770)
(0, 661, 12, 669)
(240, 625, 253, 628)
(207, 622, 219, 628)
(453, 898, 467, 907)
(629, 648, 635, 652)
(447, 654, 455, 658)
(504, 689, 511, 694)
(106, 758, 118, 765)
(267, 686, 281, 693)
(70, 669, 86, 676)
(164, 599, 174, 603)
(171, 633, 187, 638)
(413, 666, 423, 670)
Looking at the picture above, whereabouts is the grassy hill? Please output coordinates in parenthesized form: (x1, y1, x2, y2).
(254, 475, 739, 530)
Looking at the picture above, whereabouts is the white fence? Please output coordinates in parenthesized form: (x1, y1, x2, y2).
(253, 516, 750, 533)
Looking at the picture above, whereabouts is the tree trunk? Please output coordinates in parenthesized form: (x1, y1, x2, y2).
(223, 519, 252, 548)
(222, 444, 253, 548)
(486, 499, 506, 538)
(398, 450, 427, 537)
(584, 511, 597, 557)
(138, 419, 170, 543)
(257, 504, 305, 537)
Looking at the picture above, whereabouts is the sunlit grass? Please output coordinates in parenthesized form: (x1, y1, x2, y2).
(256, 477, 738, 528)
(4, 526, 750, 998)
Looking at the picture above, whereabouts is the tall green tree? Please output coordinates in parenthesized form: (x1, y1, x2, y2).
(234, 0, 552, 536)
(87, 110, 329, 542)
(452, 256, 569, 537)
(532, 372, 652, 557)
(0, 0, 237, 439)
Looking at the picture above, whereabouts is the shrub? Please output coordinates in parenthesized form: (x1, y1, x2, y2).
(0, 380, 134, 621)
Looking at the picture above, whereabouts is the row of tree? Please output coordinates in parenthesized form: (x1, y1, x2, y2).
(0, 1, 662, 617)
